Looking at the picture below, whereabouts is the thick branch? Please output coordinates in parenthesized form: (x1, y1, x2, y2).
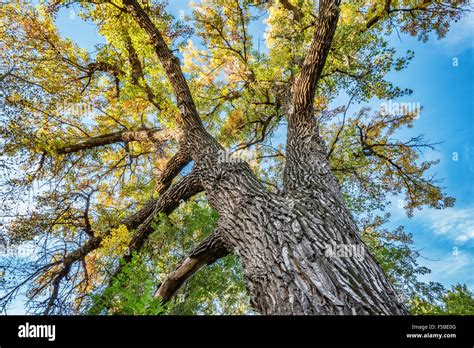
(122, 0, 202, 132)
(94, 173, 205, 312)
(39, 172, 202, 313)
(154, 229, 229, 303)
(283, 0, 341, 194)
(122, 28, 162, 110)
(118, 147, 190, 235)
(56, 128, 172, 154)
(86, 61, 124, 76)
(124, 173, 204, 260)
(290, 0, 340, 119)
(155, 148, 192, 194)
(122, 0, 222, 160)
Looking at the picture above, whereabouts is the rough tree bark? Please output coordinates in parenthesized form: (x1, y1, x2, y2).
(119, 0, 408, 315)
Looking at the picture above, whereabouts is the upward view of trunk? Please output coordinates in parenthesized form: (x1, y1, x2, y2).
(110, 0, 410, 315)
(203, 156, 407, 315)
(121, 0, 407, 315)
(5, 0, 468, 317)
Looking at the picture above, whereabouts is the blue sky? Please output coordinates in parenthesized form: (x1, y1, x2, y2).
(378, 19, 474, 291)
(5, 1, 473, 313)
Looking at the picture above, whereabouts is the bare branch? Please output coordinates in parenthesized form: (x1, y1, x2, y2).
(327, 95, 354, 159)
(27, 146, 194, 313)
(0, 65, 15, 82)
(35, 169, 203, 314)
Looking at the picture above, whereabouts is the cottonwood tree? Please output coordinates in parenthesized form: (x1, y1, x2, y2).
(0, 0, 469, 315)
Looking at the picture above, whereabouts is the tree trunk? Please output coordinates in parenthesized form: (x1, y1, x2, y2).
(203, 157, 407, 315)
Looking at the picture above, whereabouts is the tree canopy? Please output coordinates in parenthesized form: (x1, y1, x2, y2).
(0, 0, 472, 315)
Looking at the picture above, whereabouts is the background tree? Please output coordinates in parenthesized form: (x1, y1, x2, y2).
(0, 0, 470, 315)
(411, 284, 474, 315)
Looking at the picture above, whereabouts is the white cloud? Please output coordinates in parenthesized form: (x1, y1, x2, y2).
(421, 207, 474, 244)
(435, 11, 474, 55)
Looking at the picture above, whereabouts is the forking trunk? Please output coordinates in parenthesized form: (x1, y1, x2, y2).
(203, 155, 408, 315)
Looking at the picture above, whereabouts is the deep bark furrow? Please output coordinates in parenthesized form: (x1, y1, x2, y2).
(200, 163, 407, 314)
